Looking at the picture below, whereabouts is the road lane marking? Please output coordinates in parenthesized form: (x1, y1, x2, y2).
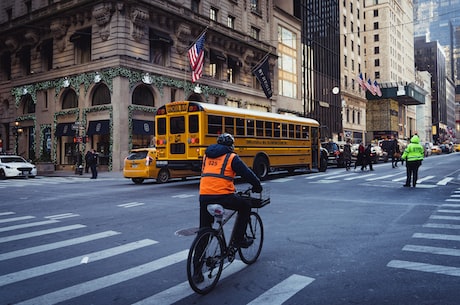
(45, 213, 79, 220)
(272, 178, 294, 183)
(247, 274, 315, 305)
(403, 245, 460, 257)
(133, 260, 247, 305)
(172, 194, 195, 198)
(0, 224, 86, 243)
(0, 239, 157, 287)
(0, 219, 59, 233)
(0, 230, 121, 261)
(16, 249, 188, 305)
(424, 223, 460, 230)
(118, 202, 145, 208)
(387, 260, 460, 277)
(412, 233, 460, 241)
(312, 180, 339, 184)
(0, 212, 15, 216)
(0, 215, 35, 224)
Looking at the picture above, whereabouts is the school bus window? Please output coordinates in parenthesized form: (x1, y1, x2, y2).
(256, 120, 264, 137)
(189, 115, 199, 133)
(265, 121, 273, 137)
(295, 125, 301, 138)
(289, 124, 295, 138)
(208, 115, 222, 135)
(302, 126, 309, 139)
(247, 119, 255, 136)
(236, 118, 244, 135)
(170, 116, 185, 134)
(224, 116, 234, 134)
(274, 123, 281, 137)
(282, 123, 288, 138)
(157, 117, 166, 135)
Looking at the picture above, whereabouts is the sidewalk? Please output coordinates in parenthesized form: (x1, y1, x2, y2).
(40, 170, 124, 179)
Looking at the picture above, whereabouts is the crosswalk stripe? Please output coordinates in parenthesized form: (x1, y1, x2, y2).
(324, 173, 355, 179)
(413, 232, 460, 241)
(437, 177, 454, 185)
(437, 209, 460, 214)
(387, 260, 460, 277)
(392, 176, 407, 182)
(0, 230, 121, 261)
(0, 212, 15, 216)
(424, 223, 460, 230)
(118, 202, 145, 208)
(366, 174, 397, 181)
(445, 198, 460, 202)
(133, 260, 246, 305)
(430, 215, 460, 221)
(403, 245, 460, 257)
(0, 239, 157, 287)
(0, 220, 59, 233)
(441, 204, 460, 207)
(247, 274, 315, 305)
(343, 173, 376, 180)
(0, 215, 35, 224)
(45, 213, 79, 220)
(0, 224, 86, 243)
(16, 249, 188, 305)
(416, 175, 435, 183)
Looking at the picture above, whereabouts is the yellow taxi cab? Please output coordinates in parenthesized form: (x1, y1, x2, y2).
(123, 147, 196, 184)
(454, 143, 460, 152)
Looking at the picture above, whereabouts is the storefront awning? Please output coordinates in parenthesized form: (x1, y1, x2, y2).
(132, 119, 154, 135)
(55, 123, 76, 137)
(87, 120, 110, 136)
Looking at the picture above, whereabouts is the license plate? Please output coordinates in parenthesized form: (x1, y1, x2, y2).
(131, 164, 138, 168)
(22, 171, 30, 175)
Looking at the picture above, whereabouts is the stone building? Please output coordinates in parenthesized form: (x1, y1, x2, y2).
(0, 0, 298, 171)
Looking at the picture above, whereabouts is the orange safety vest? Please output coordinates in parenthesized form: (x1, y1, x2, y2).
(200, 153, 236, 195)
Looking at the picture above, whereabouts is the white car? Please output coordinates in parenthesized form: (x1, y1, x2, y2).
(0, 155, 37, 179)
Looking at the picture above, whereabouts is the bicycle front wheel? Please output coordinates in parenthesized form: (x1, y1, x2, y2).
(186, 228, 225, 294)
(239, 211, 264, 264)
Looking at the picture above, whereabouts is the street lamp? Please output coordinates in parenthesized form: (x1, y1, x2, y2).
(13, 121, 23, 155)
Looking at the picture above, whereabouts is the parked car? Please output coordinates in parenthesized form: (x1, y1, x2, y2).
(431, 145, 442, 155)
(321, 141, 345, 167)
(423, 142, 433, 157)
(440, 143, 453, 154)
(0, 155, 37, 179)
(123, 147, 195, 184)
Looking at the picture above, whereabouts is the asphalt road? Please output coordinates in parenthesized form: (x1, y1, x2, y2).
(1, 152, 459, 304)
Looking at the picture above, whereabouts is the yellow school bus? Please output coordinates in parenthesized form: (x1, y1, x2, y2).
(155, 101, 324, 179)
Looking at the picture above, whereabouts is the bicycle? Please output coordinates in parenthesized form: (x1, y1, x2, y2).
(186, 187, 270, 294)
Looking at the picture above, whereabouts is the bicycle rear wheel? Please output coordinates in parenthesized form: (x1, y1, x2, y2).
(238, 211, 264, 264)
(186, 228, 225, 294)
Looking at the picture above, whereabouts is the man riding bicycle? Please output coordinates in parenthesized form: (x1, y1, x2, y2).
(199, 133, 263, 249)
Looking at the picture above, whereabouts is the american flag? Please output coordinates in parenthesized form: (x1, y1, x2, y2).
(365, 78, 375, 94)
(357, 73, 367, 91)
(188, 32, 206, 83)
(374, 80, 382, 97)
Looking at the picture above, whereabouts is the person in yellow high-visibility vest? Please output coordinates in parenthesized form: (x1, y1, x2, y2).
(401, 134, 424, 187)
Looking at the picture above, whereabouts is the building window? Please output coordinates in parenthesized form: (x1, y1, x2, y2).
(375, 46, 380, 54)
(191, 0, 200, 13)
(227, 15, 235, 29)
(374, 22, 379, 30)
(251, 26, 260, 40)
(351, 59, 354, 71)
(210, 50, 225, 80)
(40, 39, 53, 71)
(352, 78, 355, 90)
(375, 71, 380, 79)
(210, 7, 218, 21)
(352, 110, 355, 124)
(350, 21, 354, 32)
(70, 27, 91, 64)
(227, 56, 241, 83)
(346, 109, 350, 123)
(0, 51, 12, 80)
(149, 29, 172, 66)
(92, 84, 111, 106)
(18, 46, 31, 75)
(62, 89, 78, 109)
(250, 0, 260, 14)
(343, 15, 347, 27)
(344, 55, 347, 67)
(374, 9, 378, 17)
(374, 34, 379, 42)
(22, 94, 35, 114)
(357, 111, 361, 125)
(375, 59, 380, 66)
(278, 25, 297, 98)
(133, 85, 154, 107)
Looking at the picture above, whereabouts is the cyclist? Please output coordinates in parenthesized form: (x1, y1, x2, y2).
(199, 133, 263, 249)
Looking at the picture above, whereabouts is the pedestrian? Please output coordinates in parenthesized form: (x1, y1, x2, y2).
(88, 149, 98, 179)
(343, 139, 352, 170)
(363, 143, 374, 171)
(84, 150, 92, 173)
(401, 134, 424, 187)
(391, 138, 401, 168)
(355, 142, 365, 170)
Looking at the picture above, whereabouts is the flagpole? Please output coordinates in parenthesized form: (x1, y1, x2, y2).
(252, 51, 271, 71)
(187, 26, 209, 50)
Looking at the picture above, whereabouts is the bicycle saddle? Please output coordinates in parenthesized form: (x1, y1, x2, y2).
(207, 204, 224, 217)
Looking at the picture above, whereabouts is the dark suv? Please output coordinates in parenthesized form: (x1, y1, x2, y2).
(321, 142, 344, 167)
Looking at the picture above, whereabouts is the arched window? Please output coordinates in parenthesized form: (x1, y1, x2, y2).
(92, 84, 111, 106)
(62, 89, 78, 109)
(22, 94, 35, 114)
(132, 85, 154, 107)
